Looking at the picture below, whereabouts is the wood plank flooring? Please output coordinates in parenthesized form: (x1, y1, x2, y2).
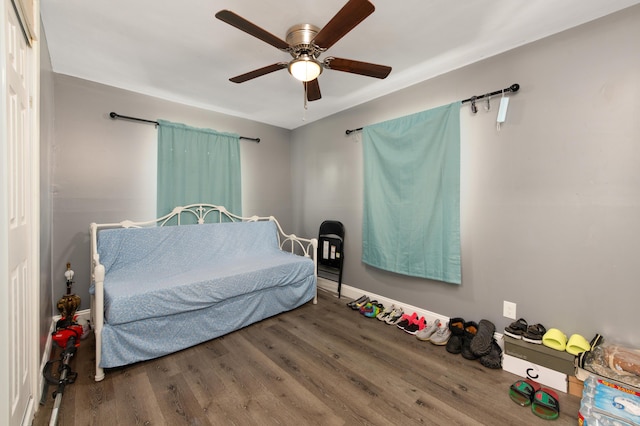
(34, 289, 581, 425)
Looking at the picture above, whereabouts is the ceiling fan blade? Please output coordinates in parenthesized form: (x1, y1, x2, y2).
(229, 63, 288, 83)
(304, 79, 321, 101)
(215, 10, 290, 51)
(324, 57, 391, 79)
(312, 0, 375, 50)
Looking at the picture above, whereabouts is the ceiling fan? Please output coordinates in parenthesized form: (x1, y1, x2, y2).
(215, 0, 392, 102)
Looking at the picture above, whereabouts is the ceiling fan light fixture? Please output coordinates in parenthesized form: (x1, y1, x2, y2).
(289, 55, 322, 82)
(216, 1, 390, 102)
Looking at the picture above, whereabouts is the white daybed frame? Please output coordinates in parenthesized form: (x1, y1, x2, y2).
(90, 204, 317, 381)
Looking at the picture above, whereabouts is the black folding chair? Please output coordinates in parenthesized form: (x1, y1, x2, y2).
(317, 220, 345, 298)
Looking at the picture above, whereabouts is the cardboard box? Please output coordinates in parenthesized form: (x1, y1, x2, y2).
(503, 354, 568, 393)
(504, 336, 575, 375)
(568, 375, 584, 397)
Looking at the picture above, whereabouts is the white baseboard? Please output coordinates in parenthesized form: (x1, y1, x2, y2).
(317, 277, 450, 326)
(317, 278, 505, 345)
(37, 318, 57, 407)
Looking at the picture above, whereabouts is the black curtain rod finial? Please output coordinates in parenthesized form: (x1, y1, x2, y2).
(109, 111, 159, 126)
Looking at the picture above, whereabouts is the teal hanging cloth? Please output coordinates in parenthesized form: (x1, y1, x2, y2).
(157, 119, 242, 222)
(362, 102, 461, 284)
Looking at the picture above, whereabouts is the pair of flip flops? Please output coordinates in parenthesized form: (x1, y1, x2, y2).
(542, 329, 592, 355)
(509, 379, 560, 420)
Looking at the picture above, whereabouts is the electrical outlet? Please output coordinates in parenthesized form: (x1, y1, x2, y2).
(503, 301, 517, 320)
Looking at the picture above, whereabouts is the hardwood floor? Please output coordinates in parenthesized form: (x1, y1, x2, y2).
(34, 289, 581, 425)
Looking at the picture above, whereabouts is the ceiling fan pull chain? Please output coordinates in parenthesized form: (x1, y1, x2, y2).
(303, 83, 309, 116)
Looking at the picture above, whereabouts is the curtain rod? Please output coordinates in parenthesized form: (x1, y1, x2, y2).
(345, 83, 520, 135)
(460, 83, 519, 104)
(109, 112, 260, 143)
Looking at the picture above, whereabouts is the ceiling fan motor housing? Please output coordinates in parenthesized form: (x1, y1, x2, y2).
(286, 24, 322, 58)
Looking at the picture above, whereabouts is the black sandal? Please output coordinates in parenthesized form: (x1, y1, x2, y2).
(504, 318, 528, 339)
(522, 324, 547, 344)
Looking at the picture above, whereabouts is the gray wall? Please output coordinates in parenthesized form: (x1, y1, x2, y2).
(46, 6, 640, 347)
(291, 6, 640, 345)
(51, 75, 293, 310)
(39, 20, 54, 358)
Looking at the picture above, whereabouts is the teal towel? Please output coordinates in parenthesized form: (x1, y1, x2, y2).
(362, 102, 461, 284)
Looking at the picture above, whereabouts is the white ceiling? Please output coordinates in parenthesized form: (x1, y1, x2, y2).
(40, 0, 640, 130)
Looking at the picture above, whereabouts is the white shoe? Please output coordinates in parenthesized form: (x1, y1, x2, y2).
(384, 308, 404, 325)
(416, 319, 440, 341)
(430, 325, 452, 345)
(376, 304, 395, 321)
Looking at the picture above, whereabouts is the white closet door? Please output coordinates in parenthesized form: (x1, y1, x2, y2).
(1, 0, 38, 424)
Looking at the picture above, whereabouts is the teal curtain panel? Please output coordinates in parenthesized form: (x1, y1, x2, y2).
(157, 120, 242, 221)
(362, 102, 461, 284)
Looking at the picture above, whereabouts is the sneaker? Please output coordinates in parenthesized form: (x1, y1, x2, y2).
(376, 304, 395, 321)
(396, 312, 418, 331)
(404, 316, 426, 335)
(430, 325, 451, 345)
(416, 319, 441, 341)
(385, 308, 404, 325)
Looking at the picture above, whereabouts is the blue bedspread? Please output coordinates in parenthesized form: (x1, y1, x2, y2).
(90, 208, 317, 373)
(97, 221, 314, 326)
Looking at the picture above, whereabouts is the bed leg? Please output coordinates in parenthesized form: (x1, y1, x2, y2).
(95, 326, 104, 381)
(95, 368, 105, 382)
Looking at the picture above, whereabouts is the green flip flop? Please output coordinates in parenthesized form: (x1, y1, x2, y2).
(531, 388, 560, 420)
(509, 379, 540, 407)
